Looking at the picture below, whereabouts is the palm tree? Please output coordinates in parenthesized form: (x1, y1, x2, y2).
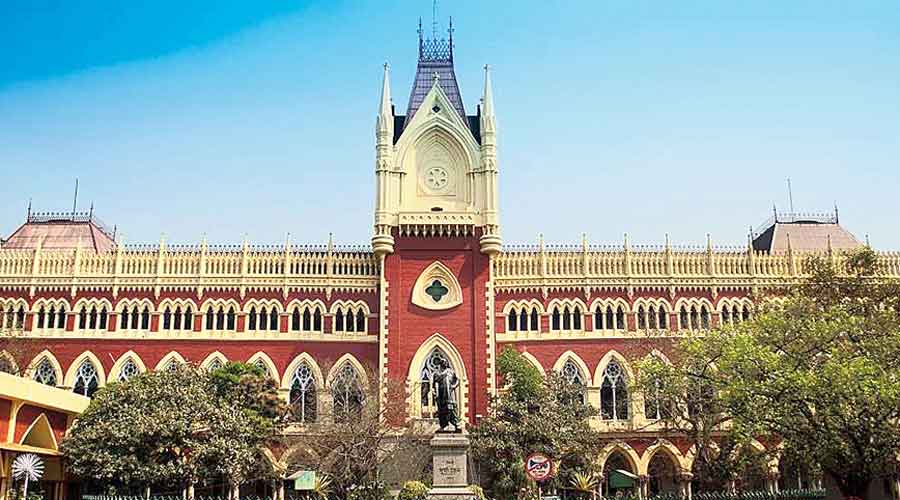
(570, 471, 601, 500)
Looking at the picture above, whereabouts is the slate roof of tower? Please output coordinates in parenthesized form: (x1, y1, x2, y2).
(403, 23, 469, 133)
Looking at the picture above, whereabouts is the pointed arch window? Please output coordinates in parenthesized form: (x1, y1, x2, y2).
(551, 307, 561, 331)
(638, 306, 647, 330)
(206, 308, 215, 330)
(290, 363, 317, 424)
(561, 359, 587, 404)
(162, 307, 172, 330)
(163, 358, 181, 372)
(741, 305, 751, 322)
(335, 309, 345, 332)
(331, 363, 364, 423)
(356, 309, 365, 332)
(56, 306, 67, 329)
(73, 360, 99, 398)
(121, 306, 129, 330)
(36, 307, 46, 329)
(226, 307, 236, 330)
(721, 306, 731, 325)
(600, 360, 629, 421)
(270, 308, 279, 331)
(118, 359, 140, 382)
(700, 306, 710, 330)
(15, 306, 24, 329)
(33, 358, 57, 386)
(253, 358, 272, 379)
(679, 306, 689, 330)
(206, 358, 224, 372)
(530, 308, 539, 331)
(0, 357, 16, 375)
(302, 307, 312, 331)
(140, 307, 150, 330)
(507, 310, 517, 332)
(249, 307, 258, 330)
(292, 308, 302, 331)
(313, 309, 323, 332)
(616, 306, 626, 330)
(644, 377, 666, 420)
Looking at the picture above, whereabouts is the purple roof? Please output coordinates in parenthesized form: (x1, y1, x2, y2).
(403, 27, 467, 130)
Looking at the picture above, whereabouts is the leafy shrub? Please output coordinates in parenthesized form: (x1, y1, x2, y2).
(397, 481, 429, 500)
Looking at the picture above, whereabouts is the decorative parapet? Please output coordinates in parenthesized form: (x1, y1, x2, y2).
(494, 244, 900, 292)
(0, 243, 379, 297)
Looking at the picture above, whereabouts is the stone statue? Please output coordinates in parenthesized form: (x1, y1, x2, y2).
(431, 357, 461, 432)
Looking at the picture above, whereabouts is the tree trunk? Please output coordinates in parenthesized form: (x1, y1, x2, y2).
(834, 473, 871, 500)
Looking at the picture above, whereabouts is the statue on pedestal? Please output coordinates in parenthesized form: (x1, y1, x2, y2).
(431, 357, 461, 433)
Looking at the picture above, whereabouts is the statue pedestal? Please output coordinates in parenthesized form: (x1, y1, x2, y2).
(428, 433, 476, 500)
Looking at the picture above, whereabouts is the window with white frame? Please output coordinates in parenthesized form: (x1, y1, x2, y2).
(118, 358, 140, 382)
(73, 360, 100, 397)
(291, 305, 324, 333)
(290, 362, 317, 423)
(33, 358, 57, 386)
(331, 362, 364, 422)
(600, 360, 629, 420)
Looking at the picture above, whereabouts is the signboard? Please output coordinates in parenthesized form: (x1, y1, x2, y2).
(609, 469, 637, 489)
(289, 470, 316, 491)
(525, 452, 553, 482)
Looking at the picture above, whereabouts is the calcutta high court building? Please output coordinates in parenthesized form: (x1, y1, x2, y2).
(0, 20, 895, 497)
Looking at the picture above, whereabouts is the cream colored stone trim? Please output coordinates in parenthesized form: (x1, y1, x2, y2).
(154, 351, 187, 371)
(247, 351, 279, 380)
(63, 351, 106, 388)
(0, 371, 88, 416)
(326, 353, 370, 388)
(200, 351, 228, 370)
(25, 351, 63, 386)
(0, 351, 19, 375)
(552, 351, 591, 383)
(108, 350, 147, 381)
(19, 413, 58, 450)
(598, 441, 642, 474)
(410, 261, 463, 311)
(405, 333, 470, 422)
(518, 351, 545, 376)
(19, 330, 378, 342)
(639, 439, 693, 474)
(243, 298, 284, 314)
(281, 353, 325, 391)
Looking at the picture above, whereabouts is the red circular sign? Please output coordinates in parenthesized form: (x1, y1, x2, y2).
(525, 452, 553, 481)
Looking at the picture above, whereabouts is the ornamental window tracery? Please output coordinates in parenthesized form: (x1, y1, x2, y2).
(506, 304, 540, 333)
(162, 358, 182, 372)
(600, 360, 629, 421)
(331, 362, 364, 423)
(73, 360, 99, 398)
(0, 356, 16, 375)
(290, 362, 317, 424)
(560, 359, 587, 404)
(33, 358, 57, 386)
(290, 305, 324, 333)
(162, 306, 193, 331)
(252, 358, 272, 379)
(118, 358, 140, 382)
(206, 357, 224, 372)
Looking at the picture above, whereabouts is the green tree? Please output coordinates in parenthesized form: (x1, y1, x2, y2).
(62, 364, 281, 500)
(207, 362, 287, 499)
(639, 248, 900, 499)
(471, 348, 604, 499)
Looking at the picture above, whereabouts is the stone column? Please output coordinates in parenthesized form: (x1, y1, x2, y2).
(765, 471, 780, 494)
(638, 474, 650, 500)
(677, 472, 693, 500)
(428, 433, 476, 499)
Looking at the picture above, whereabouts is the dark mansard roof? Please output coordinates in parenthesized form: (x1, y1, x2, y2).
(396, 21, 480, 145)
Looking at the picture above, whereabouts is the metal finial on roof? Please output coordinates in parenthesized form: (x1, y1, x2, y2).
(72, 178, 79, 216)
(26, 199, 31, 220)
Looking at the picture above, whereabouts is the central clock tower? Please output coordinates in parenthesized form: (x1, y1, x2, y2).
(372, 23, 500, 424)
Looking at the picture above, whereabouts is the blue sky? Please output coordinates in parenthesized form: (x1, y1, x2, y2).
(1, 1, 898, 247)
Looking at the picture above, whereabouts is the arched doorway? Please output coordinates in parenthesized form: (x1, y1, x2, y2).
(602, 451, 639, 498)
(647, 452, 679, 495)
